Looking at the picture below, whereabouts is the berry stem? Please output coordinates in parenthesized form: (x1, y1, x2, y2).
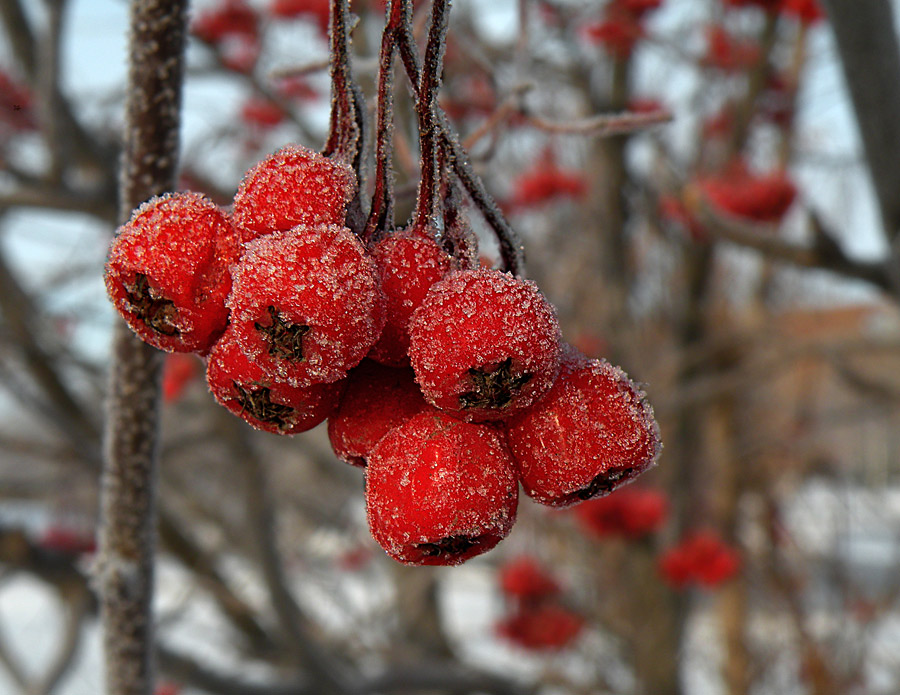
(99, 1, 188, 694)
(364, 0, 406, 242)
(411, 0, 451, 233)
(441, 171, 478, 268)
(323, 0, 361, 167)
(395, 17, 526, 276)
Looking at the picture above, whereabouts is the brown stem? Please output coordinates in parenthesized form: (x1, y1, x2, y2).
(98, 3, 188, 695)
(323, 0, 360, 165)
(395, 21, 525, 275)
(412, 0, 450, 232)
(363, 1, 405, 242)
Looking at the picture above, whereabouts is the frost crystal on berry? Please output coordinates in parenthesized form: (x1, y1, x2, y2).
(505, 346, 661, 507)
(365, 410, 518, 565)
(408, 268, 561, 421)
(328, 360, 428, 467)
(228, 224, 384, 387)
(232, 144, 357, 242)
(105, 191, 241, 353)
(206, 328, 345, 434)
(368, 229, 453, 367)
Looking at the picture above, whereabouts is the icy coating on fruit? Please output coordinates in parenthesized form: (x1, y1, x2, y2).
(505, 349, 661, 507)
(365, 410, 518, 565)
(105, 191, 241, 353)
(232, 144, 357, 242)
(228, 225, 384, 387)
(207, 328, 345, 435)
(408, 268, 562, 421)
(368, 230, 453, 366)
(327, 360, 429, 467)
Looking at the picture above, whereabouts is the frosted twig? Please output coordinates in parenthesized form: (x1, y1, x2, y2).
(98, 2, 188, 695)
(523, 109, 672, 136)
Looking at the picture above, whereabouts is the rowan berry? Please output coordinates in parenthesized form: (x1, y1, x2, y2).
(573, 486, 668, 540)
(227, 224, 383, 387)
(495, 604, 584, 651)
(206, 328, 345, 434)
(368, 228, 453, 366)
(365, 410, 518, 566)
(104, 191, 241, 354)
(498, 555, 561, 603)
(231, 144, 357, 243)
(658, 530, 740, 589)
(327, 360, 429, 467)
(408, 268, 561, 422)
(505, 346, 661, 507)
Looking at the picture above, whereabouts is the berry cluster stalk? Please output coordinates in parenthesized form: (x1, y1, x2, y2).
(97, 2, 188, 694)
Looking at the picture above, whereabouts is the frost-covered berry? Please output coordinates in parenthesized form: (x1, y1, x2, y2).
(327, 360, 429, 467)
(105, 191, 241, 353)
(505, 347, 661, 508)
(206, 328, 345, 434)
(366, 410, 518, 566)
(232, 144, 357, 242)
(228, 225, 383, 387)
(408, 268, 561, 421)
(367, 228, 453, 366)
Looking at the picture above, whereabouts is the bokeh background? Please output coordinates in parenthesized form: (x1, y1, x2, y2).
(2, 0, 900, 693)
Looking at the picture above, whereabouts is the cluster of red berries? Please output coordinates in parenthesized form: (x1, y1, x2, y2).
(105, 143, 661, 567)
(495, 556, 584, 651)
(573, 486, 669, 540)
(658, 530, 740, 589)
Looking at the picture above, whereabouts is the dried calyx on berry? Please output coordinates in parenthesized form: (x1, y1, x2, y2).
(227, 224, 384, 387)
(105, 191, 241, 354)
(408, 268, 562, 422)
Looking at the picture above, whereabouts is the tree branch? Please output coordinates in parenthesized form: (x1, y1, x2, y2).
(98, 3, 188, 695)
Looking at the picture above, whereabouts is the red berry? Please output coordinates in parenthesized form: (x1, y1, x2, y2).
(206, 328, 345, 434)
(162, 353, 201, 403)
(105, 192, 241, 353)
(505, 346, 661, 507)
(495, 604, 584, 651)
(366, 410, 518, 565)
(232, 144, 357, 243)
(368, 229, 453, 366)
(327, 360, 429, 467)
(408, 268, 562, 422)
(498, 555, 561, 602)
(658, 530, 740, 590)
(227, 225, 383, 387)
(38, 525, 97, 556)
(573, 487, 669, 540)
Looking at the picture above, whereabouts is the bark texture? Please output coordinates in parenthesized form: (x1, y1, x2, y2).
(98, 2, 188, 694)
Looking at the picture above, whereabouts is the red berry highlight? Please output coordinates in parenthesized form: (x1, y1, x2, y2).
(228, 225, 384, 387)
(365, 410, 518, 565)
(408, 268, 561, 422)
(232, 144, 357, 243)
(206, 328, 345, 435)
(505, 347, 661, 507)
(327, 360, 429, 467)
(105, 191, 241, 353)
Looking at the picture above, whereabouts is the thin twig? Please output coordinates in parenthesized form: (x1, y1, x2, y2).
(395, 18, 526, 275)
(411, 0, 451, 232)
